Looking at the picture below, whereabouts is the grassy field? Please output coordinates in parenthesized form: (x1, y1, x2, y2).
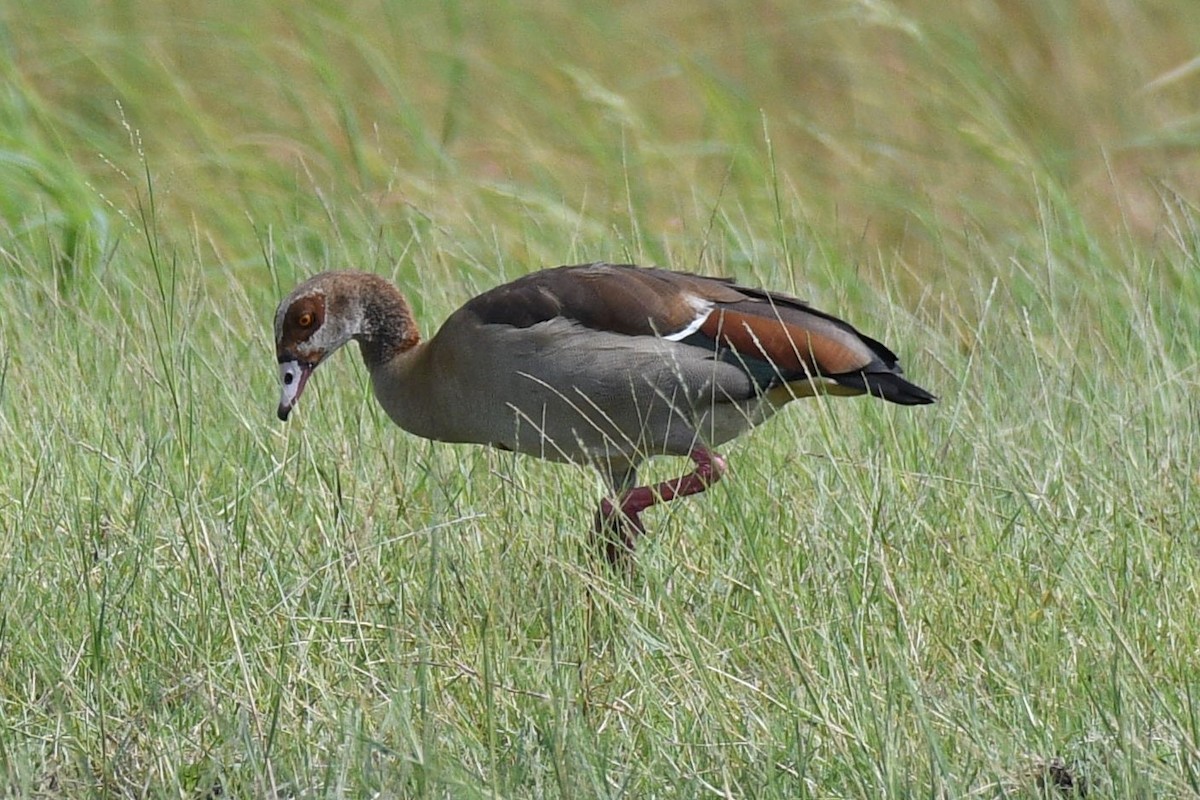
(2, 0, 1200, 796)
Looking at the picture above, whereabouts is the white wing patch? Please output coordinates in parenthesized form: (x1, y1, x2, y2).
(661, 296, 714, 341)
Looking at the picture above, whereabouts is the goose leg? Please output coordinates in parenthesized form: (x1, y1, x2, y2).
(592, 504, 646, 567)
(593, 464, 641, 566)
(593, 448, 728, 565)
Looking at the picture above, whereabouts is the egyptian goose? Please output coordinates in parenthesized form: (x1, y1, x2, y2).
(274, 263, 934, 562)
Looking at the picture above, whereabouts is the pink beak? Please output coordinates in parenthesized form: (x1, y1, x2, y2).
(277, 359, 315, 421)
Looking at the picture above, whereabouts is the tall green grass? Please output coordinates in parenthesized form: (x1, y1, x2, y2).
(1, 0, 1199, 796)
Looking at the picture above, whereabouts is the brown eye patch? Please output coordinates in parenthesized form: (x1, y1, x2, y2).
(278, 295, 326, 351)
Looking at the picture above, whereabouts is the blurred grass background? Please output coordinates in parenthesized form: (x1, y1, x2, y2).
(1, 0, 1199, 797)
(7, 0, 1200, 282)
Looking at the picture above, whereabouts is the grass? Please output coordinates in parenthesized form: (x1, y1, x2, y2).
(2, 0, 1200, 796)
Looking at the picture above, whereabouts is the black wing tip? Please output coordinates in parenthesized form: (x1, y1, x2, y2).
(837, 371, 937, 406)
(871, 374, 937, 405)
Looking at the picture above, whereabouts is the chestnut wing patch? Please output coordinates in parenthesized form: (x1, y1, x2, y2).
(684, 301, 884, 385)
(682, 297, 936, 405)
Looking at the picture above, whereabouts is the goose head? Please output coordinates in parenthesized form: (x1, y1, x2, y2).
(273, 271, 417, 421)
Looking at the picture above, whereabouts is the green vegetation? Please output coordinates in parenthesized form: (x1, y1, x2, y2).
(2, 0, 1199, 796)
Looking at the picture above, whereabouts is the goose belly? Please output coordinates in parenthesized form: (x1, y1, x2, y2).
(439, 319, 769, 463)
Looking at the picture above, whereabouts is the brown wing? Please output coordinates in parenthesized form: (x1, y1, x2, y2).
(461, 262, 935, 405)
(459, 262, 743, 336)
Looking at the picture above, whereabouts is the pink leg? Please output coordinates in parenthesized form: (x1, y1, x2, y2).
(594, 448, 729, 564)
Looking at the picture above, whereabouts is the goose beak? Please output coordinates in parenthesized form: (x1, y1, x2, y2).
(277, 359, 315, 421)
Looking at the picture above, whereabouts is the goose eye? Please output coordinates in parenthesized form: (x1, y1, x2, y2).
(298, 312, 314, 328)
